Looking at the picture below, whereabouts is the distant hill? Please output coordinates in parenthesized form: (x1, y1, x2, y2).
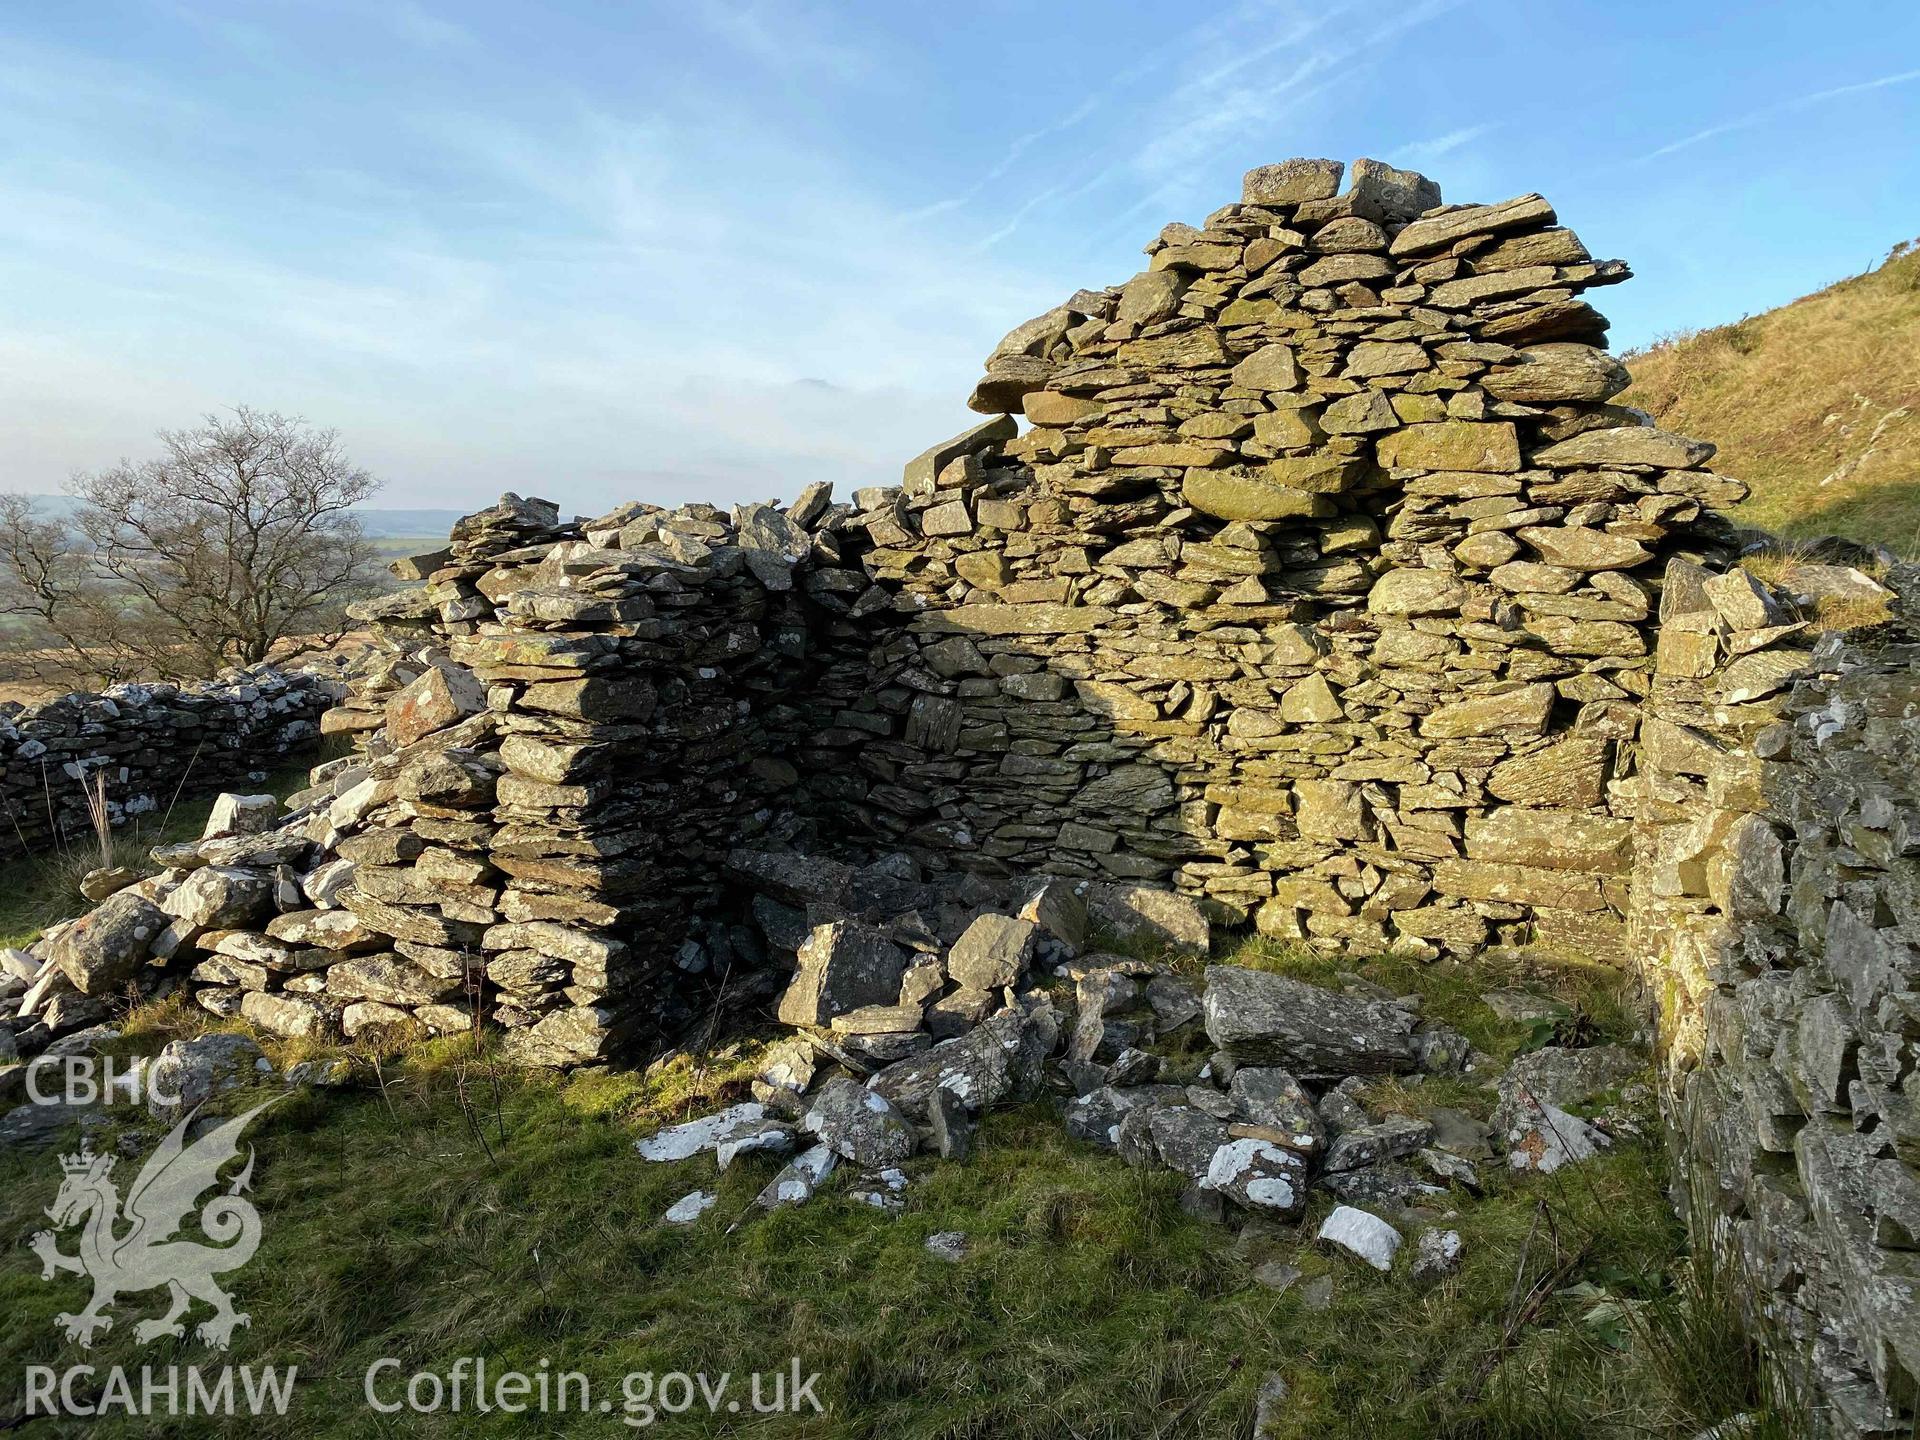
(351, 508, 466, 539)
(8, 495, 462, 541)
(1621, 239, 1920, 555)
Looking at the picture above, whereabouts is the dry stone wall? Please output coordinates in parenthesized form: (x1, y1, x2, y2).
(0, 668, 339, 861)
(18, 155, 1773, 1065)
(1632, 573, 1920, 1438)
(8, 154, 1920, 1432)
(796, 156, 1747, 961)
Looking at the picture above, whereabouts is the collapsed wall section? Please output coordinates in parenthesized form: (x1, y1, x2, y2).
(287, 491, 871, 1064)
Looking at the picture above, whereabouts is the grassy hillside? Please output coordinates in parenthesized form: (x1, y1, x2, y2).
(1621, 239, 1920, 555)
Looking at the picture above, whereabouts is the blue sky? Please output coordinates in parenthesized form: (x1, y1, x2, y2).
(1, 2, 1916, 513)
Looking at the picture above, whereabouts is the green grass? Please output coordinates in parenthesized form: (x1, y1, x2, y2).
(1622, 237, 1920, 555)
(0, 941, 1792, 1439)
(0, 751, 331, 951)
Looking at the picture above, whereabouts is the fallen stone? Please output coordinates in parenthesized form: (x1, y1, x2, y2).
(803, 1077, 918, 1166)
(147, 1033, 271, 1119)
(1324, 1114, 1435, 1172)
(777, 920, 909, 1027)
(1504, 1097, 1610, 1173)
(755, 1143, 838, 1210)
(1205, 1137, 1308, 1216)
(847, 1166, 911, 1211)
(947, 913, 1038, 990)
(663, 1190, 718, 1226)
(924, 1230, 970, 1263)
(53, 890, 168, 995)
(1203, 966, 1415, 1073)
(1318, 1205, 1403, 1271)
(636, 1102, 770, 1162)
(1410, 1228, 1464, 1285)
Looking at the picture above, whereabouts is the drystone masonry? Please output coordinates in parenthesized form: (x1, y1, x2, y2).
(1631, 570, 1920, 1439)
(799, 155, 1747, 960)
(6, 156, 1917, 1434)
(13, 155, 1768, 1062)
(0, 668, 339, 861)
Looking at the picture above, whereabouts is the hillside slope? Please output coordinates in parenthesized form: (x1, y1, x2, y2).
(1621, 239, 1920, 554)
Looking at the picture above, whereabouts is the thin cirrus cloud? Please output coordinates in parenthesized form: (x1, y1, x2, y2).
(1392, 123, 1495, 167)
(1635, 65, 1920, 163)
(963, 0, 1467, 259)
(1, 2, 1917, 510)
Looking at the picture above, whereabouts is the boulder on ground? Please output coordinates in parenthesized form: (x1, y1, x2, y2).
(802, 1076, 917, 1166)
(1205, 1137, 1308, 1216)
(1318, 1204, 1402, 1271)
(947, 914, 1038, 990)
(148, 1033, 270, 1119)
(776, 920, 908, 1027)
(870, 1003, 1059, 1121)
(53, 890, 167, 995)
(1202, 966, 1416, 1073)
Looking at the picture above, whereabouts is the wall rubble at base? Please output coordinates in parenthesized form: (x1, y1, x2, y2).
(1630, 565, 1920, 1438)
(0, 667, 340, 860)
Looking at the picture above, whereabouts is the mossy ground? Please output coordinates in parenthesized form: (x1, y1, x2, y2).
(0, 938, 1789, 1439)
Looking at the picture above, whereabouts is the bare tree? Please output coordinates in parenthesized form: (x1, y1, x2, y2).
(0, 408, 383, 684)
(0, 495, 150, 687)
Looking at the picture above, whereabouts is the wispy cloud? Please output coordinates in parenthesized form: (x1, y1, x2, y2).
(687, 0, 874, 83)
(904, 96, 1105, 223)
(1636, 65, 1920, 163)
(385, 1, 475, 51)
(1393, 122, 1494, 166)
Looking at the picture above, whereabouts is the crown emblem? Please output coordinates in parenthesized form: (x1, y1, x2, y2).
(58, 1147, 110, 1176)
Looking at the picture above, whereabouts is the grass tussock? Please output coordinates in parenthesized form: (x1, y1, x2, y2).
(1622, 238, 1920, 556)
(0, 937, 1796, 1440)
(1737, 543, 1897, 632)
(0, 752, 327, 950)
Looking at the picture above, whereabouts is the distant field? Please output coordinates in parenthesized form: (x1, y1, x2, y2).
(370, 534, 448, 559)
(1622, 239, 1920, 556)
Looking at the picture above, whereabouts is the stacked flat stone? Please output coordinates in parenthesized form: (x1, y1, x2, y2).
(331, 489, 869, 1065)
(806, 156, 1747, 958)
(1631, 557, 1918, 1438)
(2, 491, 877, 1066)
(0, 667, 340, 861)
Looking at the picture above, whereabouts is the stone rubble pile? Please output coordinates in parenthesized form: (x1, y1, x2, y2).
(0, 666, 340, 861)
(1, 490, 885, 1068)
(634, 899, 1648, 1281)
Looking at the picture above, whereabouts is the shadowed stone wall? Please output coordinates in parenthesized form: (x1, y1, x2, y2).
(1632, 571, 1920, 1438)
(0, 668, 339, 860)
(792, 156, 1746, 962)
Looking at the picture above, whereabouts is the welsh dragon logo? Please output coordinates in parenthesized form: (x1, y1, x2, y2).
(29, 1099, 277, 1350)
